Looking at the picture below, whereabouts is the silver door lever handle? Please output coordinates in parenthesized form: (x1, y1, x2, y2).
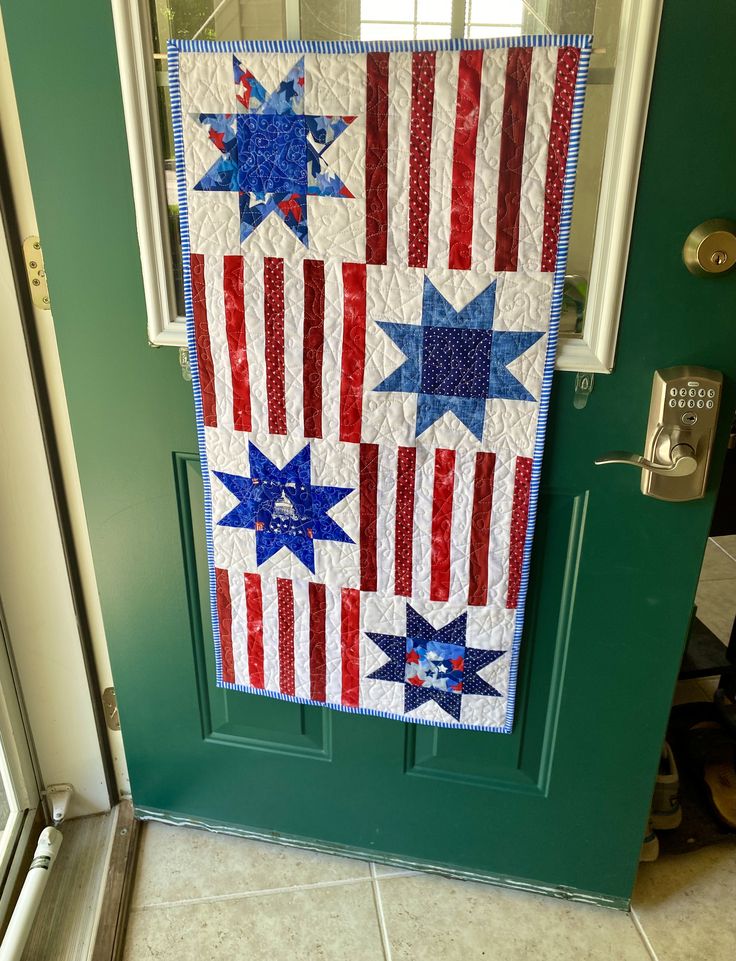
(594, 443, 697, 477)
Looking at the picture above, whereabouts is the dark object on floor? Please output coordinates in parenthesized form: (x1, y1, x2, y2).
(715, 688, 736, 736)
(658, 702, 736, 854)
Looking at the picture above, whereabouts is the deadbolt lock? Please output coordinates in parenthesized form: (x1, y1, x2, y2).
(683, 219, 736, 276)
(595, 366, 723, 501)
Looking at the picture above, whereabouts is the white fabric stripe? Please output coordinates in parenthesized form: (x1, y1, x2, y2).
(204, 254, 231, 431)
(260, 575, 280, 692)
(448, 446, 474, 606)
(282, 259, 303, 438)
(426, 50, 458, 268)
(324, 584, 344, 704)
(376, 444, 397, 596)
(471, 49, 507, 275)
(412, 443, 436, 602)
(292, 578, 312, 700)
(229, 567, 249, 687)
(320, 261, 344, 440)
(244, 257, 268, 437)
(387, 52, 412, 268)
(487, 450, 515, 610)
(517, 47, 557, 272)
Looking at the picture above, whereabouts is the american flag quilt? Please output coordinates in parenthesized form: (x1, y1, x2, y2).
(169, 35, 592, 733)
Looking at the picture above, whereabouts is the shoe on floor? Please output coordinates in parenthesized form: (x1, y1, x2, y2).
(651, 741, 682, 830)
(640, 819, 659, 862)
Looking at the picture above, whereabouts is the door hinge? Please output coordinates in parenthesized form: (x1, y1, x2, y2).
(22, 235, 50, 310)
(102, 687, 120, 731)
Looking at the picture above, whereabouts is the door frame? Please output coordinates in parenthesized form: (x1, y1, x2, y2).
(0, 8, 129, 815)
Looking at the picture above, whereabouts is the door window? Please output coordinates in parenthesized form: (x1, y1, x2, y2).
(121, 0, 660, 370)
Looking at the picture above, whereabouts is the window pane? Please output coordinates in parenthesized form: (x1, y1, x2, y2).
(360, 21, 415, 38)
(466, 24, 522, 36)
(468, 0, 525, 25)
(361, 0, 415, 19)
(417, 0, 454, 20)
(416, 23, 452, 38)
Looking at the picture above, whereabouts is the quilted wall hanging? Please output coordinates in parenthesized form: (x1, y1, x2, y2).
(169, 34, 592, 733)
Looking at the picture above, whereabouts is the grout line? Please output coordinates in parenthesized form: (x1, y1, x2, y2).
(709, 537, 736, 564)
(370, 863, 393, 961)
(630, 906, 660, 961)
(133, 874, 375, 911)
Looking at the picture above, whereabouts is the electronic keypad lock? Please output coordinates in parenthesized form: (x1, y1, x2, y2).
(595, 366, 723, 501)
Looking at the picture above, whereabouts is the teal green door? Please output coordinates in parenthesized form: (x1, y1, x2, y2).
(4, 0, 735, 905)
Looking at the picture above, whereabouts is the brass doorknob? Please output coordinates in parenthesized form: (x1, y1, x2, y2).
(683, 219, 736, 276)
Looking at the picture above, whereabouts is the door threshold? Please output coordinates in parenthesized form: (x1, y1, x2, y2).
(14, 800, 139, 961)
(135, 805, 630, 912)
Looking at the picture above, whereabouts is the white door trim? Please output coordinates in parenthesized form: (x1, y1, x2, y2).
(0, 8, 130, 815)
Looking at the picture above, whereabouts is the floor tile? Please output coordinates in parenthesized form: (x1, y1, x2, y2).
(699, 540, 736, 581)
(123, 881, 384, 961)
(694, 578, 736, 645)
(131, 822, 370, 907)
(378, 874, 650, 960)
(633, 844, 736, 961)
(714, 535, 736, 561)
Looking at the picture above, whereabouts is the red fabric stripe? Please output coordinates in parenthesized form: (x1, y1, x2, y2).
(190, 253, 217, 427)
(244, 572, 264, 688)
(359, 443, 379, 592)
(506, 456, 533, 609)
(494, 47, 533, 272)
(339, 263, 367, 443)
(308, 582, 327, 702)
(540, 47, 581, 271)
(467, 452, 496, 607)
(263, 257, 287, 435)
(448, 50, 483, 271)
(365, 52, 389, 265)
(277, 578, 295, 696)
(408, 51, 436, 269)
(340, 588, 360, 707)
(215, 567, 234, 683)
(303, 259, 325, 438)
(223, 256, 252, 432)
(394, 446, 416, 596)
(430, 448, 457, 602)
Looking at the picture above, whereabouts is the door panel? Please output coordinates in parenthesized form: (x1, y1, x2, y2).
(4, 0, 735, 904)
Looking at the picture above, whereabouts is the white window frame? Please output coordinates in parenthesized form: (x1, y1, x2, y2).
(112, 0, 662, 373)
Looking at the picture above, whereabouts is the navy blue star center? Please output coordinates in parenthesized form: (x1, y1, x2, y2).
(373, 277, 544, 440)
(214, 443, 353, 572)
(367, 605, 504, 722)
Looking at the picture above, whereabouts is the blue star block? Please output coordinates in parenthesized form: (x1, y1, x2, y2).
(237, 115, 307, 195)
(374, 278, 544, 440)
(367, 605, 504, 723)
(192, 58, 354, 246)
(214, 443, 353, 572)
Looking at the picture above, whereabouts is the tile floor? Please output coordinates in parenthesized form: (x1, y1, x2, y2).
(122, 537, 736, 961)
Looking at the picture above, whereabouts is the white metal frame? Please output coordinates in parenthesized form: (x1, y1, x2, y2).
(113, 0, 663, 373)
